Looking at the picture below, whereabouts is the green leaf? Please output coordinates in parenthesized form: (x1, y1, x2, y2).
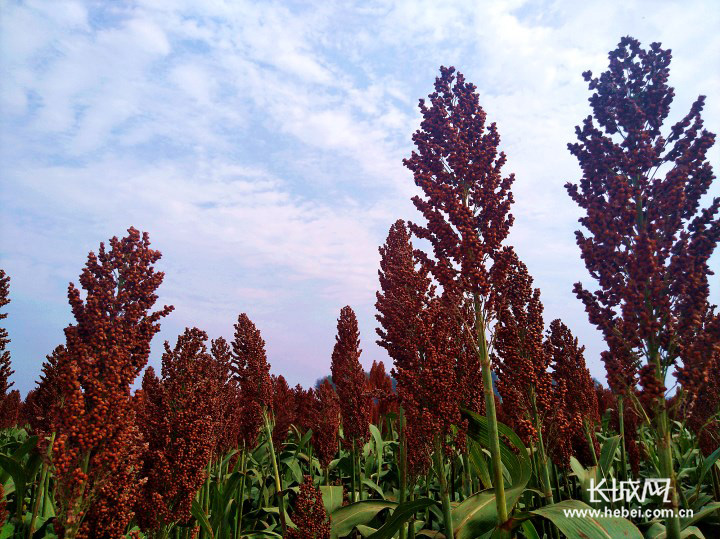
(330, 500, 397, 539)
(451, 489, 499, 539)
(0, 522, 14, 539)
(12, 435, 38, 460)
(462, 409, 531, 490)
(698, 446, 720, 489)
(598, 435, 620, 479)
(362, 477, 385, 499)
(520, 520, 541, 539)
(190, 499, 214, 539)
(531, 500, 643, 539)
(680, 502, 720, 530)
(0, 453, 27, 505)
(357, 525, 378, 537)
(645, 522, 706, 539)
(320, 485, 345, 514)
(367, 498, 436, 539)
(462, 409, 532, 516)
(469, 441, 492, 490)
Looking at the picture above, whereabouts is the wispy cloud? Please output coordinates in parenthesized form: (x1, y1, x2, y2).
(1, 0, 718, 393)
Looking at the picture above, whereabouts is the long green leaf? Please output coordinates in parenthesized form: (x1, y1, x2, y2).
(598, 435, 620, 479)
(367, 498, 436, 539)
(330, 500, 397, 539)
(0, 453, 27, 506)
(697, 445, 720, 489)
(531, 500, 643, 539)
(191, 499, 214, 539)
(680, 502, 720, 530)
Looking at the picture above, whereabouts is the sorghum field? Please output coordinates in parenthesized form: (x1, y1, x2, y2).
(1, 36, 718, 539)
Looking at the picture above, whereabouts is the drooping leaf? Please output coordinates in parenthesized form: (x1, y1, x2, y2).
(367, 498, 436, 539)
(330, 500, 397, 539)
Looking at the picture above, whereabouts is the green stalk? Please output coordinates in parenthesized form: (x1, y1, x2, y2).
(351, 439, 358, 503)
(461, 452, 472, 498)
(264, 411, 287, 535)
(29, 432, 55, 537)
(41, 464, 51, 516)
(474, 294, 508, 524)
(617, 395, 629, 483)
(359, 440, 366, 501)
(583, 419, 598, 467)
(407, 490, 416, 539)
(433, 435, 454, 539)
(450, 452, 456, 502)
(552, 462, 562, 502)
(235, 448, 247, 539)
(532, 395, 554, 506)
(656, 401, 681, 538)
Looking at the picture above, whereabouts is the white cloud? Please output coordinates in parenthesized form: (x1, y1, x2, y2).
(1, 0, 718, 391)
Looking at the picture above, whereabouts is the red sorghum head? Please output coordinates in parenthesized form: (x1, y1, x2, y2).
(49, 227, 173, 537)
(287, 475, 331, 539)
(231, 313, 273, 448)
(330, 306, 371, 447)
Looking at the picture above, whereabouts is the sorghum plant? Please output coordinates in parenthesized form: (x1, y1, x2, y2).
(404, 65, 515, 529)
(545, 319, 600, 468)
(287, 475, 331, 539)
(49, 227, 173, 538)
(330, 306, 371, 500)
(230, 313, 273, 449)
(493, 252, 567, 504)
(24, 346, 64, 438)
(210, 337, 243, 456)
(230, 313, 285, 533)
(375, 219, 468, 536)
(313, 379, 341, 473)
(135, 328, 221, 533)
(566, 36, 718, 538)
(368, 360, 394, 427)
(271, 374, 296, 447)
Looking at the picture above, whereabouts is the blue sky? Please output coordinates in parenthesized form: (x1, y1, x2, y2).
(1, 0, 718, 396)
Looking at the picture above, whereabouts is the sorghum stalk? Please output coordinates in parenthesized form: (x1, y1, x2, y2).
(264, 411, 287, 535)
(583, 420, 598, 467)
(351, 440, 357, 503)
(462, 452, 472, 498)
(28, 432, 55, 538)
(531, 392, 554, 506)
(617, 396, 628, 483)
(476, 294, 508, 523)
(433, 436, 454, 539)
(408, 490, 416, 539)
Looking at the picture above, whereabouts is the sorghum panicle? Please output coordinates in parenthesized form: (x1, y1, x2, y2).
(566, 36, 718, 406)
(545, 319, 600, 467)
(231, 313, 273, 448)
(50, 227, 173, 537)
(272, 374, 296, 447)
(136, 328, 222, 531)
(287, 475, 331, 539)
(313, 379, 341, 468)
(330, 306, 371, 447)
